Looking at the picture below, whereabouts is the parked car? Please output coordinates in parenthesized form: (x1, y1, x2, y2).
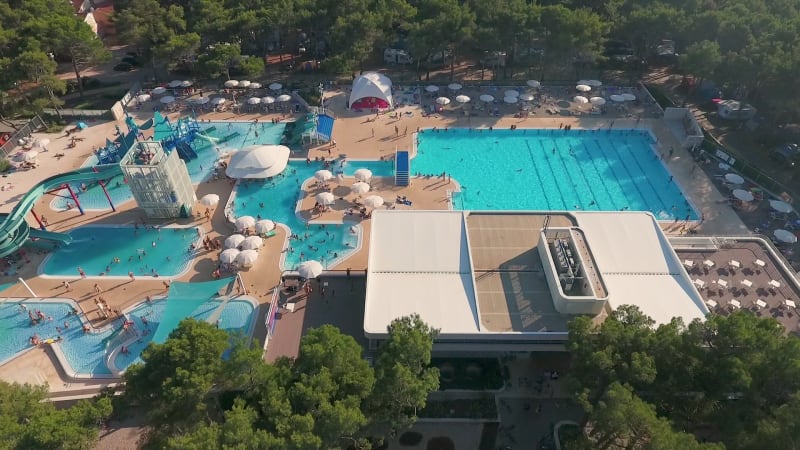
(770, 143, 800, 166)
(121, 56, 141, 66)
(113, 62, 134, 72)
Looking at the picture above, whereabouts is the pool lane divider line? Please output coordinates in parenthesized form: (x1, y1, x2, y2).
(581, 140, 617, 210)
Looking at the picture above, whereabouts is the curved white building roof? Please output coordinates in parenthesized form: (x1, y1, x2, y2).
(226, 145, 290, 179)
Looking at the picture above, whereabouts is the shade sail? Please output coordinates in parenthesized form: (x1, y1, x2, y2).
(226, 145, 291, 178)
(151, 277, 235, 344)
(350, 72, 393, 109)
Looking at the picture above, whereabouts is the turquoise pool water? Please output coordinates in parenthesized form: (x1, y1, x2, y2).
(415, 128, 696, 219)
(111, 299, 254, 371)
(0, 299, 254, 375)
(41, 226, 199, 277)
(232, 159, 394, 269)
(51, 121, 286, 211)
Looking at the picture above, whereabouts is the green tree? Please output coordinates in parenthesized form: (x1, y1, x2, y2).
(679, 40, 723, 87)
(286, 324, 375, 447)
(164, 399, 282, 450)
(0, 381, 111, 449)
(197, 43, 244, 80)
(115, 0, 192, 81)
(122, 319, 230, 437)
(49, 16, 110, 98)
(367, 314, 440, 436)
(584, 382, 723, 450)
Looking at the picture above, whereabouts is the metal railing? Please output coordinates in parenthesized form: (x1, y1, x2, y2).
(0, 115, 47, 157)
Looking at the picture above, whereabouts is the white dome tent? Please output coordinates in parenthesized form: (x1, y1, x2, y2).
(349, 72, 393, 110)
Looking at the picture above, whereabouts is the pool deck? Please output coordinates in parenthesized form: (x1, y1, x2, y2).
(0, 85, 752, 396)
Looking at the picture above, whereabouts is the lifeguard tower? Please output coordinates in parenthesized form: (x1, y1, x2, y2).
(120, 141, 196, 218)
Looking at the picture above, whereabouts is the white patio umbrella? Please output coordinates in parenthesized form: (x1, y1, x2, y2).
(351, 181, 370, 194)
(136, 94, 151, 103)
(168, 80, 183, 88)
(518, 93, 535, 102)
(239, 80, 251, 88)
(235, 216, 256, 231)
(448, 83, 462, 90)
(436, 97, 451, 105)
(590, 97, 606, 105)
(199, 193, 220, 207)
(315, 169, 333, 181)
(249, 82, 262, 89)
(194, 96, 210, 105)
(480, 94, 495, 103)
(504, 89, 520, 98)
(725, 173, 744, 184)
(220, 248, 240, 264)
(240, 235, 263, 250)
(37, 138, 50, 148)
(455, 95, 471, 104)
(262, 96, 276, 104)
(23, 151, 38, 161)
(236, 249, 259, 267)
(276, 94, 292, 102)
(732, 189, 754, 202)
(246, 97, 262, 105)
(586, 79, 603, 87)
(316, 192, 335, 205)
(297, 260, 324, 279)
(269, 82, 283, 91)
(503, 96, 518, 104)
(609, 94, 625, 102)
(770, 200, 793, 213)
(224, 80, 239, 88)
(363, 195, 384, 208)
(576, 84, 591, 92)
(225, 234, 246, 249)
(526, 80, 541, 88)
(425, 85, 439, 93)
(621, 93, 637, 101)
(151, 87, 167, 95)
(255, 219, 275, 234)
(354, 168, 373, 181)
(774, 229, 798, 244)
(573, 95, 589, 104)
(181, 80, 193, 88)
(160, 96, 176, 104)
(211, 97, 227, 105)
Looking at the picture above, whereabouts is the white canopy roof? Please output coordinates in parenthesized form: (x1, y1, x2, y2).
(225, 145, 290, 179)
(365, 211, 479, 338)
(572, 212, 708, 326)
(349, 72, 393, 109)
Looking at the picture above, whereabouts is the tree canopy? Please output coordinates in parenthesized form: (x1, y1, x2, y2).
(0, 380, 112, 450)
(122, 316, 439, 449)
(567, 305, 800, 449)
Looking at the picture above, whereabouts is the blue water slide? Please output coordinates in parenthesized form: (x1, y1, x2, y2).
(0, 164, 122, 258)
(29, 228, 73, 244)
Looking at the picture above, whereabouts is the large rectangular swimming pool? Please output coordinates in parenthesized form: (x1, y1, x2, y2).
(414, 128, 696, 220)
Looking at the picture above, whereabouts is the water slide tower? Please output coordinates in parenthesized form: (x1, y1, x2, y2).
(120, 141, 196, 218)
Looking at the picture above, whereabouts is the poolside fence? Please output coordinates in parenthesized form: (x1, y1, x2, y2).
(0, 114, 47, 158)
